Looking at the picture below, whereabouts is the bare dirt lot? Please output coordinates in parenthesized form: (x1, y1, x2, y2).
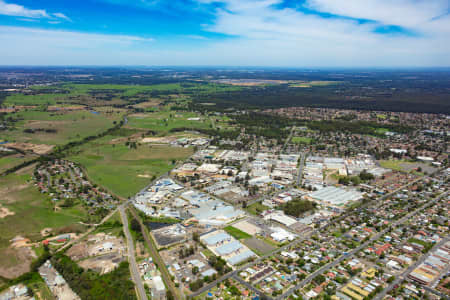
(78, 252, 125, 274)
(7, 143, 54, 155)
(141, 137, 175, 144)
(399, 162, 437, 174)
(0, 206, 14, 218)
(152, 224, 187, 248)
(243, 237, 276, 255)
(0, 247, 35, 279)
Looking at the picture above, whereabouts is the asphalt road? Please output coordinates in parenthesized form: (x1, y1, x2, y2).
(422, 285, 450, 300)
(233, 274, 273, 299)
(282, 126, 296, 152)
(119, 206, 148, 300)
(57, 203, 124, 252)
(189, 174, 437, 298)
(296, 152, 306, 186)
(129, 206, 183, 300)
(278, 191, 448, 300)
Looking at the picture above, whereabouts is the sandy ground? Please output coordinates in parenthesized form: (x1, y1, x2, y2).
(233, 220, 262, 235)
(0, 247, 35, 279)
(66, 243, 89, 261)
(78, 253, 124, 274)
(10, 236, 31, 248)
(7, 143, 54, 155)
(0, 206, 14, 218)
(141, 137, 175, 143)
(41, 228, 53, 237)
(138, 174, 152, 178)
(47, 105, 86, 111)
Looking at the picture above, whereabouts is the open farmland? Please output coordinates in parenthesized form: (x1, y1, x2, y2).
(1, 109, 123, 146)
(126, 111, 224, 134)
(0, 170, 86, 278)
(68, 134, 193, 198)
(4, 93, 68, 106)
(0, 153, 36, 173)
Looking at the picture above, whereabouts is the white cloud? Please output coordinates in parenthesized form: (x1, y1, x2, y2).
(306, 0, 448, 28)
(0, 26, 154, 65)
(0, 0, 70, 21)
(191, 0, 450, 66)
(184, 34, 209, 40)
(52, 13, 71, 22)
(0, 0, 448, 66)
(0, 0, 48, 18)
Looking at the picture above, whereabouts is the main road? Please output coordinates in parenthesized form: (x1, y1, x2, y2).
(120, 206, 148, 300)
(296, 152, 306, 186)
(129, 206, 183, 300)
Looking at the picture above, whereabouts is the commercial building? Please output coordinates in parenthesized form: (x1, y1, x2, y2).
(151, 276, 166, 300)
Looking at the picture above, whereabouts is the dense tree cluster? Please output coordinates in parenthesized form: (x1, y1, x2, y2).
(51, 254, 136, 300)
(281, 199, 316, 218)
(208, 255, 231, 275)
(307, 120, 413, 136)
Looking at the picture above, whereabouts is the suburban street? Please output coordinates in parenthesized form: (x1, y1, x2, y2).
(119, 206, 148, 300)
(233, 274, 273, 299)
(189, 175, 439, 298)
(278, 191, 448, 300)
(374, 235, 450, 300)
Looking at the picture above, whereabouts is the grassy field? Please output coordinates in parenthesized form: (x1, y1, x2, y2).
(224, 226, 252, 240)
(380, 160, 435, 176)
(380, 159, 409, 171)
(374, 128, 390, 135)
(379, 160, 412, 172)
(4, 83, 183, 106)
(0, 170, 86, 277)
(64, 83, 185, 97)
(2, 109, 123, 145)
(4, 93, 69, 106)
(126, 111, 214, 133)
(291, 136, 313, 144)
(91, 211, 123, 237)
(5, 82, 242, 108)
(245, 202, 269, 215)
(68, 135, 193, 198)
(64, 82, 241, 98)
(0, 154, 35, 173)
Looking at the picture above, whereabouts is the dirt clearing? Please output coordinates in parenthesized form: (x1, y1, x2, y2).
(7, 143, 54, 155)
(243, 237, 276, 255)
(0, 206, 14, 218)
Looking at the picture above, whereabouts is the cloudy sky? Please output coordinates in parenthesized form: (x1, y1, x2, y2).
(0, 0, 448, 66)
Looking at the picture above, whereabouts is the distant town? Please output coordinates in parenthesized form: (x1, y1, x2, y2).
(0, 67, 448, 300)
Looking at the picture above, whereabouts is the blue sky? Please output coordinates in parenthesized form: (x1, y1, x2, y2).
(0, 0, 448, 66)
